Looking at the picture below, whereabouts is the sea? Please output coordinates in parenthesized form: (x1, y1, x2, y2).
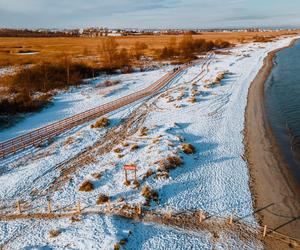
(265, 38, 300, 183)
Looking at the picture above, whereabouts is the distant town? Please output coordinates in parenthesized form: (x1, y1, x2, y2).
(0, 27, 298, 37)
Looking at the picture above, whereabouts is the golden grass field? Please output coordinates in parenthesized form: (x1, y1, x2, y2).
(0, 30, 299, 67)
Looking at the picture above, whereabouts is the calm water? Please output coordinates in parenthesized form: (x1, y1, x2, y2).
(265, 39, 300, 183)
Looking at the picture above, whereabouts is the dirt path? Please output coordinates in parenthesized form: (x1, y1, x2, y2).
(244, 40, 300, 249)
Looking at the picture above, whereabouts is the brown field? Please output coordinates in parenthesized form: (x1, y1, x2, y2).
(0, 30, 299, 67)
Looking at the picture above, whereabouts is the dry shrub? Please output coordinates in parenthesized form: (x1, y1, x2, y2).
(70, 216, 81, 222)
(124, 180, 131, 186)
(122, 142, 129, 147)
(139, 127, 149, 136)
(63, 136, 75, 146)
(79, 180, 94, 192)
(141, 186, 159, 204)
(113, 147, 122, 153)
(156, 170, 169, 180)
(102, 80, 121, 87)
(96, 194, 109, 204)
(117, 196, 125, 202)
(91, 172, 102, 180)
(188, 96, 196, 103)
(49, 229, 61, 238)
(91, 117, 109, 129)
(158, 155, 183, 171)
(119, 238, 128, 245)
(130, 144, 139, 151)
(142, 169, 154, 180)
(114, 243, 120, 250)
(117, 154, 124, 158)
(133, 180, 140, 188)
(182, 143, 196, 154)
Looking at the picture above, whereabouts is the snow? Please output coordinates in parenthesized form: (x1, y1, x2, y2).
(0, 36, 298, 250)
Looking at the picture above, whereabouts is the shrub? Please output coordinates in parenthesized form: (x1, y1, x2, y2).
(114, 243, 120, 250)
(91, 117, 109, 129)
(49, 229, 61, 238)
(96, 194, 109, 204)
(189, 96, 196, 103)
(79, 180, 94, 192)
(158, 156, 183, 171)
(119, 238, 128, 245)
(141, 186, 159, 203)
(91, 172, 102, 180)
(113, 148, 122, 153)
(182, 143, 196, 154)
(139, 127, 148, 136)
(130, 144, 139, 151)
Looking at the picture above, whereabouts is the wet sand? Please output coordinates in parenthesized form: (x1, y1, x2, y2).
(244, 39, 300, 249)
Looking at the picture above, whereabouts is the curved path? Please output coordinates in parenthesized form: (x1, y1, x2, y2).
(0, 64, 190, 159)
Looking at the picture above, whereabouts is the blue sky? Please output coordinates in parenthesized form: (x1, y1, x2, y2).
(0, 0, 299, 29)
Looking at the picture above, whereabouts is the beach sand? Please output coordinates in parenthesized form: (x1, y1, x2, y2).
(244, 40, 300, 249)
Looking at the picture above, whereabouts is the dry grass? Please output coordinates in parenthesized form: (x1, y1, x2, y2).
(96, 194, 109, 204)
(182, 143, 196, 154)
(1, 31, 296, 67)
(91, 117, 109, 129)
(79, 180, 94, 192)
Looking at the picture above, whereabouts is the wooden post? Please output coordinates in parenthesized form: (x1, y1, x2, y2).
(230, 214, 233, 224)
(16, 201, 21, 214)
(137, 204, 142, 215)
(47, 200, 52, 214)
(107, 199, 111, 212)
(263, 225, 267, 237)
(198, 210, 204, 223)
(124, 169, 128, 183)
(77, 201, 81, 214)
(134, 169, 137, 182)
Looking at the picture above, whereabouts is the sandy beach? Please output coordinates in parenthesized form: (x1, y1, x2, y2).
(244, 39, 300, 249)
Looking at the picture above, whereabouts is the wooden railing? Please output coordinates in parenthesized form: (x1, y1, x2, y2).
(0, 65, 187, 159)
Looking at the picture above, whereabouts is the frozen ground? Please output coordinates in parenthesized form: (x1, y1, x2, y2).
(0, 36, 297, 250)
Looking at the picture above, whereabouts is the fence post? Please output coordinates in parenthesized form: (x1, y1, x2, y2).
(263, 225, 267, 237)
(137, 204, 142, 215)
(228, 214, 233, 225)
(16, 201, 21, 214)
(106, 199, 111, 213)
(77, 201, 81, 214)
(47, 200, 52, 214)
(198, 210, 205, 223)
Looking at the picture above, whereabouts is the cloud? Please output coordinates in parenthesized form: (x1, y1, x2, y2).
(0, 0, 299, 28)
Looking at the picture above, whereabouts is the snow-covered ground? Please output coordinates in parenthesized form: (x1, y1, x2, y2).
(0, 36, 297, 250)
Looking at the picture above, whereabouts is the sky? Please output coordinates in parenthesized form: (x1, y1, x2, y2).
(0, 0, 299, 29)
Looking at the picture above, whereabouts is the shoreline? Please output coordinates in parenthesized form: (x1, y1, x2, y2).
(244, 38, 300, 249)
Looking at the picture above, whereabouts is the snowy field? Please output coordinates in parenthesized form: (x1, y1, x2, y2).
(0, 36, 297, 249)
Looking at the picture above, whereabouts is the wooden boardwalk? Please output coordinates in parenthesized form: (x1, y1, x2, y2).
(0, 65, 188, 159)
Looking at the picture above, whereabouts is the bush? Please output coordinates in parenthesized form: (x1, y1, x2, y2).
(141, 186, 159, 203)
(139, 127, 149, 136)
(182, 143, 196, 154)
(96, 194, 109, 204)
(91, 172, 102, 179)
(79, 180, 94, 192)
(91, 117, 109, 129)
(113, 147, 122, 153)
(49, 229, 61, 238)
(130, 144, 139, 151)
